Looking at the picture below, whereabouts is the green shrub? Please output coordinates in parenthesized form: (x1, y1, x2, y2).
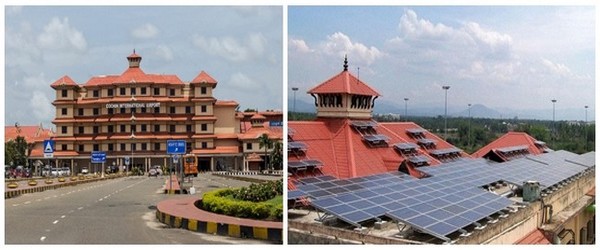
(202, 186, 282, 221)
(232, 180, 283, 202)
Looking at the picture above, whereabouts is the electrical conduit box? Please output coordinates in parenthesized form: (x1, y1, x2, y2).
(523, 180, 541, 202)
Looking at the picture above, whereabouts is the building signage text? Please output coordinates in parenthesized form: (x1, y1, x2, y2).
(105, 102, 161, 109)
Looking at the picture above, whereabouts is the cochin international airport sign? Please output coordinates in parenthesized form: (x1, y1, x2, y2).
(105, 102, 161, 109)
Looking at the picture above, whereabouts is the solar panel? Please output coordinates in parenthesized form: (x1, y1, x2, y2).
(409, 155, 430, 165)
(496, 145, 529, 154)
(350, 120, 377, 129)
(340, 210, 373, 225)
(288, 161, 308, 170)
(406, 128, 427, 135)
(303, 159, 324, 167)
(394, 142, 419, 151)
(417, 138, 437, 145)
(430, 148, 462, 156)
(288, 141, 308, 151)
(288, 190, 306, 200)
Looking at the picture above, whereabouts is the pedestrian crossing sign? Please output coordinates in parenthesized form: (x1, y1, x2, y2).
(43, 140, 55, 153)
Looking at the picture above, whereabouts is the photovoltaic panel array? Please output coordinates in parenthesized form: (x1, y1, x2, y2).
(288, 141, 308, 151)
(394, 142, 419, 151)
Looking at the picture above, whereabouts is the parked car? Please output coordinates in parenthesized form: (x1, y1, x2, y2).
(152, 165, 163, 176)
(61, 167, 71, 176)
(81, 167, 89, 174)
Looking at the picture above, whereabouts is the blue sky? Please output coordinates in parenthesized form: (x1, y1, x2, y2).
(288, 6, 595, 120)
(5, 6, 283, 128)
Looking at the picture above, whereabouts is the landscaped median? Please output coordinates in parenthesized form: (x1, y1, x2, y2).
(4, 174, 124, 199)
(155, 180, 283, 242)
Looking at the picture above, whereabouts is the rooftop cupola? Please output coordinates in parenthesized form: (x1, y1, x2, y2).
(307, 56, 381, 119)
(127, 49, 142, 68)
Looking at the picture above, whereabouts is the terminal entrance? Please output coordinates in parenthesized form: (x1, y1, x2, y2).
(198, 157, 211, 171)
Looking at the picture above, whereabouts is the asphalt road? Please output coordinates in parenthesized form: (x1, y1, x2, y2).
(5, 175, 274, 244)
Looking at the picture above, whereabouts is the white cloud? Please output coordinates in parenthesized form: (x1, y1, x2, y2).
(131, 23, 159, 39)
(193, 33, 267, 62)
(37, 17, 86, 51)
(289, 39, 312, 53)
(30, 91, 54, 122)
(320, 32, 383, 65)
(154, 45, 174, 61)
(541, 58, 572, 77)
(7, 6, 23, 15)
(399, 9, 453, 40)
(228, 72, 261, 91)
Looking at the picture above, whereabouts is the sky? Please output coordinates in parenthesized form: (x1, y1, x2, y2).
(288, 6, 595, 121)
(4, 6, 283, 128)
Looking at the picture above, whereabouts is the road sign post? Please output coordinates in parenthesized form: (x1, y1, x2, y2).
(43, 140, 54, 158)
(167, 140, 186, 194)
(91, 151, 107, 177)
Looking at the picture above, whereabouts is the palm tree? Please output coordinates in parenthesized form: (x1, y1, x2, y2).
(270, 141, 283, 170)
(258, 133, 273, 171)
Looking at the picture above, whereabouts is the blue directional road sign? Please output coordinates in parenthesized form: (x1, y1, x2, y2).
(43, 140, 55, 153)
(91, 151, 107, 163)
(124, 156, 130, 166)
(167, 140, 186, 154)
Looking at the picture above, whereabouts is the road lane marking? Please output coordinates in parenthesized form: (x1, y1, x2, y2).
(53, 220, 59, 224)
(40, 236, 46, 242)
(99, 198, 103, 201)
(24, 201, 31, 204)
(36, 199, 42, 202)
(61, 215, 66, 219)
(12, 204, 19, 207)
(78, 207, 84, 210)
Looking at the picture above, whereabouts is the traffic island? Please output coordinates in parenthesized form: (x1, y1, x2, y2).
(44, 178, 54, 184)
(156, 197, 282, 243)
(70, 176, 78, 181)
(7, 181, 18, 189)
(28, 180, 38, 186)
(58, 177, 66, 182)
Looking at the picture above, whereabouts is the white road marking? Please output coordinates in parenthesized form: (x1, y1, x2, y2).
(36, 199, 42, 202)
(69, 210, 74, 213)
(78, 207, 84, 210)
(40, 236, 46, 242)
(104, 196, 109, 199)
(99, 198, 103, 201)
(12, 204, 19, 207)
(24, 201, 31, 204)
(53, 220, 59, 224)
(61, 215, 66, 219)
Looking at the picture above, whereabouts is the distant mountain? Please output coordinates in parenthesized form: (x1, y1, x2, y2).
(454, 104, 504, 119)
(288, 98, 316, 113)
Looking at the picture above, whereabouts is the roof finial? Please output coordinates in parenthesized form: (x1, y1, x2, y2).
(343, 54, 348, 71)
(133, 48, 136, 54)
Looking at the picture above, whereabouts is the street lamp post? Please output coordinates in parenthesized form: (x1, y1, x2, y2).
(585, 105, 588, 124)
(442, 85, 450, 140)
(292, 87, 299, 120)
(551, 99, 557, 137)
(404, 98, 409, 122)
(468, 103, 472, 149)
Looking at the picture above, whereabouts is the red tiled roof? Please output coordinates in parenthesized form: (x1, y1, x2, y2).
(251, 113, 266, 120)
(191, 71, 218, 87)
(127, 52, 141, 59)
(247, 153, 264, 162)
(516, 229, 551, 244)
(239, 126, 283, 140)
(5, 125, 54, 143)
(215, 100, 239, 106)
(50, 75, 78, 88)
(308, 70, 380, 96)
(191, 146, 239, 155)
(472, 132, 545, 158)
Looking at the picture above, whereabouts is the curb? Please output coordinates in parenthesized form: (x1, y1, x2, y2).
(155, 198, 282, 243)
(4, 175, 123, 199)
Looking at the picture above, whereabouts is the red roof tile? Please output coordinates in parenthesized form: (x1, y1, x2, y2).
(308, 70, 380, 96)
(191, 71, 218, 87)
(472, 132, 545, 158)
(215, 100, 239, 106)
(50, 75, 78, 88)
(251, 113, 266, 120)
(516, 229, 551, 244)
(5, 125, 54, 143)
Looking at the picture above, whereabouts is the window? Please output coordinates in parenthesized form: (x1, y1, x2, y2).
(93, 90, 99, 97)
(201, 142, 208, 149)
(170, 106, 176, 114)
(141, 87, 147, 95)
(108, 109, 113, 115)
(185, 106, 191, 113)
(78, 108, 84, 116)
(130, 108, 136, 114)
(120, 87, 126, 95)
(130, 87, 136, 95)
(201, 105, 207, 113)
(61, 89, 68, 97)
(79, 144, 84, 152)
(93, 108, 99, 115)
(131, 143, 137, 151)
(61, 126, 67, 134)
(201, 87, 207, 94)
(141, 107, 146, 113)
(201, 124, 208, 131)
(108, 125, 114, 133)
(580, 228, 587, 244)
(120, 125, 126, 132)
(120, 143, 126, 151)
(61, 108, 67, 115)
(108, 144, 114, 151)
(169, 88, 176, 96)
(93, 144, 99, 151)
(61, 144, 67, 151)
(141, 143, 147, 151)
(154, 107, 160, 113)
(153, 87, 160, 95)
(130, 125, 136, 132)
(107, 89, 114, 96)
(120, 107, 126, 114)
(246, 143, 252, 150)
(141, 124, 147, 132)
(170, 125, 176, 133)
(186, 125, 192, 132)
(186, 142, 192, 153)
(78, 126, 84, 134)
(154, 143, 161, 151)
(93, 126, 99, 134)
(154, 124, 160, 132)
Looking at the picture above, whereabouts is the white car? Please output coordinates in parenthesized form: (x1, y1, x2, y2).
(81, 167, 89, 174)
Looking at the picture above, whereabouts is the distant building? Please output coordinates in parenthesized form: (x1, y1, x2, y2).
(288, 57, 595, 245)
(49, 51, 281, 173)
(5, 123, 55, 167)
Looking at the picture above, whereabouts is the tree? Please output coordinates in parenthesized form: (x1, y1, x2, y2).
(270, 141, 283, 170)
(258, 133, 273, 171)
(5, 136, 29, 166)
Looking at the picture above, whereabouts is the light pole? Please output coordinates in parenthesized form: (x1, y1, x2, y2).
(551, 99, 557, 137)
(468, 103, 472, 149)
(404, 98, 409, 122)
(442, 85, 450, 140)
(292, 87, 299, 120)
(585, 105, 588, 124)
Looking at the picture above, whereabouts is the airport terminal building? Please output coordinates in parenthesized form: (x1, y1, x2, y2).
(50, 51, 282, 173)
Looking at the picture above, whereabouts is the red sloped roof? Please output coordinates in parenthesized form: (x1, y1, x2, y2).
(215, 100, 239, 106)
(516, 229, 551, 244)
(471, 132, 545, 158)
(251, 113, 266, 120)
(308, 70, 380, 96)
(50, 75, 78, 88)
(191, 71, 218, 87)
(127, 52, 141, 59)
(5, 125, 54, 143)
(238, 126, 283, 140)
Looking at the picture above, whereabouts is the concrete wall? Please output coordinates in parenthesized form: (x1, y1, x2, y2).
(288, 221, 420, 245)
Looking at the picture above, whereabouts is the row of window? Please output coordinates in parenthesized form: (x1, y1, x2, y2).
(61, 142, 203, 152)
(61, 105, 207, 116)
(61, 86, 209, 98)
(60, 123, 210, 134)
